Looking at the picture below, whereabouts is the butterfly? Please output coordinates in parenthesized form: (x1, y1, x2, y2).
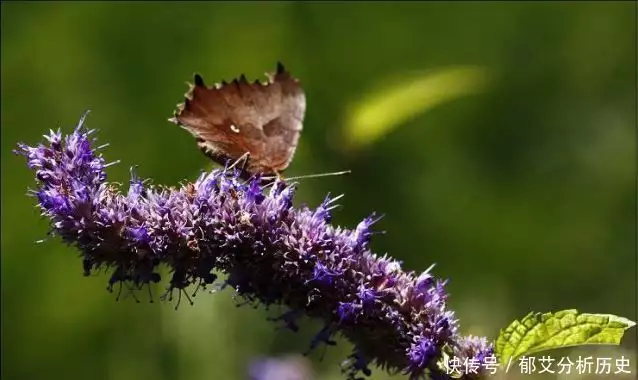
(169, 62, 306, 177)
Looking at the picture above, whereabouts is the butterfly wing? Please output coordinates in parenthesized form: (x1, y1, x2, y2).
(170, 63, 305, 175)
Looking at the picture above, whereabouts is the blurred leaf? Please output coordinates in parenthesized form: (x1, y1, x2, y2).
(344, 66, 489, 150)
(495, 309, 636, 364)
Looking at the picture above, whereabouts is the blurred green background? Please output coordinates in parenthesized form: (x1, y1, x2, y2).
(1, 2, 636, 379)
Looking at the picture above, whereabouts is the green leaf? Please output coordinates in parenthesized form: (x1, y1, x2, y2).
(495, 309, 636, 365)
(344, 66, 489, 150)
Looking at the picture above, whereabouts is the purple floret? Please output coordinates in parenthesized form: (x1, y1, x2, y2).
(248, 355, 314, 380)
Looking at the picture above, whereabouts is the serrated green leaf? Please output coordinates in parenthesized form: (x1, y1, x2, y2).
(495, 309, 636, 365)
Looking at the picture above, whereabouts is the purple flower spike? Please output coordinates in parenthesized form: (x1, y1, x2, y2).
(16, 114, 493, 380)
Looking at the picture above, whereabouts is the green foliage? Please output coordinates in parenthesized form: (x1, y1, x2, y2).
(344, 66, 489, 149)
(496, 310, 636, 364)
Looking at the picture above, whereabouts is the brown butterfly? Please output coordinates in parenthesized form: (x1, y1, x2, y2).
(169, 62, 305, 177)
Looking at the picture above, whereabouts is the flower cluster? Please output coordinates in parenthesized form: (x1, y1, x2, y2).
(16, 113, 493, 380)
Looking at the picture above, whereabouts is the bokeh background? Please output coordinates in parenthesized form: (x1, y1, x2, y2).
(1, 2, 636, 380)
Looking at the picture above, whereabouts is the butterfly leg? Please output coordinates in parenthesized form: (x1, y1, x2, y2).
(227, 152, 251, 172)
(257, 170, 283, 189)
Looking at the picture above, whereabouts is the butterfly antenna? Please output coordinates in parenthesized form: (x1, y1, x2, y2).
(263, 170, 352, 182)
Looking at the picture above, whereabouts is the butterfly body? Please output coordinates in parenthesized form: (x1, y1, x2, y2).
(170, 63, 306, 176)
